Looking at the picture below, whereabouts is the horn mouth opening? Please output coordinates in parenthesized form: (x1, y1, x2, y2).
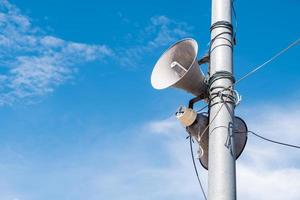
(151, 38, 198, 90)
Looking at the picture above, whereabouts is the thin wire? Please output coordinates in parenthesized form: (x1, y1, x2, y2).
(189, 136, 208, 200)
(196, 104, 209, 113)
(235, 37, 300, 84)
(212, 37, 300, 101)
(198, 90, 232, 142)
(198, 102, 226, 141)
(188, 23, 300, 200)
(248, 131, 300, 150)
(189, 97, 230, 199)
(188, 85, 235, 199)
(231, 0, 238, 44)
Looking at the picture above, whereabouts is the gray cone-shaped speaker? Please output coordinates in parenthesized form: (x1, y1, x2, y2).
(151, 38, 207, 97)
(187, 114, 248, 170)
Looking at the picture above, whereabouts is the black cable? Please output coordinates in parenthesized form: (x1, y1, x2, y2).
(248, 131, 300, 150)
(189, 136, 207, 200)
(196, 104, 209, 113)
(209, 31, 233, 54)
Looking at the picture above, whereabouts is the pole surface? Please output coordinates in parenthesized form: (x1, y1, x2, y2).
(208, 0, 236, 200)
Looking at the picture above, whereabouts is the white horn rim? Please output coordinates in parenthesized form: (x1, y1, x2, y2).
(150, 38, 198, 90)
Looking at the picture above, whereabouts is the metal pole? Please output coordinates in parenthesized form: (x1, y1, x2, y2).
(208, 0, 236, 200)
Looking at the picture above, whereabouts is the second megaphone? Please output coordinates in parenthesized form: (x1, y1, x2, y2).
(151, 38, 207, 97)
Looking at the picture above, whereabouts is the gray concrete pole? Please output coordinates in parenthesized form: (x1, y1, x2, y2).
(208, 0, 236, 200)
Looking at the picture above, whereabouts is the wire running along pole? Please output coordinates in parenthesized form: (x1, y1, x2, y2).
(196, 36, 300, 165)
(189, 36, 300, 199)
(189, 136, 208, 200)
(208, 0, 236, 199)
(186, 4, 300, 200)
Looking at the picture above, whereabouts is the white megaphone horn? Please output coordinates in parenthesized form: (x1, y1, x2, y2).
(151, 38, 207, 97)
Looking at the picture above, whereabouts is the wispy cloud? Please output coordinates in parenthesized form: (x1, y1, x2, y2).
(231, 104, 300, 199)
(0, 0, 192, 105)
(145, 116, 181, 135)
(0, 0, 113, 105)
(96, 103, 300, 200)
(116, 15, 193, 67)
(0, 103, 299, 199)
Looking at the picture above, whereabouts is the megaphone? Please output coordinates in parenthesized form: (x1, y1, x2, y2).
(151, 38, 207, 97)
(176, 107, 247, 170)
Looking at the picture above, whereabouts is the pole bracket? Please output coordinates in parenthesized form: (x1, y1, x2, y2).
(188, 94, 206, 109)
(198, 54, 210, 65)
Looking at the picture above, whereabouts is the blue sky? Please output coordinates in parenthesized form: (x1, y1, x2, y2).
(0, 0, 300, 200)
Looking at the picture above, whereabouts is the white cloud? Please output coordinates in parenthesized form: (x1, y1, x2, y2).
(0, 1, 193, 105)
(147, 15, 191, 48)
(0, 103, 299, 199)
(108, 103, 300, 200)
(116, 15, 193, 67)
(233, 103, 300, 199)
(0, 0, 113, 105)
(146, 116, 182, 135)
(237, 165, 300, 200)
(87, 124, 206, 200)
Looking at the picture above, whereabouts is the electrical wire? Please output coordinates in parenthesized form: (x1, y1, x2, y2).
(196, 104, 209, 113)
(188, 92, 236, 199)
(189, 136, 208, 200)
(188, 8, 300, 198)
(248, 131, 300, 150)
(198, 100, 227, 141)
(208, 37, 300, 98)
(235, 37, 300, 84)
(188, 96, 232, 199)
(231, 0, 238, 45)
